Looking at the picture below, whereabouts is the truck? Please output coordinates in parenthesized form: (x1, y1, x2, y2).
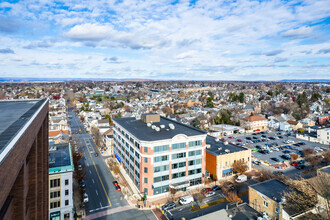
(179, 195, 194, 205)
(235, 175, 247, 183)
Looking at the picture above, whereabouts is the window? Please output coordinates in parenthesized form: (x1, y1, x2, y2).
(263, 200, 269, 207)
(275, 207, 279, 213)
(144, 167, 148, 173)
(65, 200, 69, 206)
(189, 140, 202, 147)
(154, 155, 169, 163)
(64, 213, 70, 219)
(154, 145, 169, 153)
(144, 147, 148, 153)
(144, 188, 148, 194)
(50, 179, 60, 188)
(135, 151, 140, 159)
(172, 152, 186, 159)
(172, 143, 186, 150)
(154, 175, 169, 183)
(188, 150, 201, 156)
(144, 178, 148, 183)
(154, 165, 169, 173)
(50, 191, 60, 198)
(65, 190, 69, 196)
(189, 159, 201, 166)
(65, 179, 69, 185)
(50, 201, 60, 209)
(172, 171, 186, 179)
(144, 158, 148, 163)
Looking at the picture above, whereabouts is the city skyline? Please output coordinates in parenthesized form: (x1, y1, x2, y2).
(0, 0, 329, 80)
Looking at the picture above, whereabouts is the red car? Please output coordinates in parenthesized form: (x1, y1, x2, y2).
(201, 188, 212, 194)
(228, 136, 234, 139)
(290, 161, 298, 166)
(113, 181, 119, 186)
(94, 153, 98, 157)
(237, 139, 243, 142)
(115, 185, 121, 191)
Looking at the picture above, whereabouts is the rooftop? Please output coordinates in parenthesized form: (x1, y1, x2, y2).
(249, 179, 289, 202)
(113, 116, 206, 141)
(226, 203, 262, 220)
(206, 136, 249, 156)
(244, 115, 267, 122)
(0, 99, 47, 163)
(49, 143, 74, 174)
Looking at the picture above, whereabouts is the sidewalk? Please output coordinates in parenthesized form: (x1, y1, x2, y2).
(73, 177, 86, 219)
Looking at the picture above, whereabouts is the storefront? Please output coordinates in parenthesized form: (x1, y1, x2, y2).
(222, 168, 233, 177)
(50, 211, 60, 220)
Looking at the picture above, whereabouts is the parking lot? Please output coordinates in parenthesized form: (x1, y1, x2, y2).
(221, 130, 329, 178)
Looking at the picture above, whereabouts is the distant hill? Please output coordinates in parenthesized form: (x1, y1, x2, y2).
(281, 79, 330, 82)
(0, 77, 152, 82)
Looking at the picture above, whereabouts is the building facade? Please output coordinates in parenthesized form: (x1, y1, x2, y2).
(49, 143, 74, 220)
(240, 116, 268, 131)
(205, 136, 252, 179)
(113, 114, 207, 198)
(0, 99, 49, 220)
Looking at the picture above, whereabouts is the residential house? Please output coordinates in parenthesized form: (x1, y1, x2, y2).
(240, 116, 268, 132)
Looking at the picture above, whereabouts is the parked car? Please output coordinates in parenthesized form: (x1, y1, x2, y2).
(115, 185, 121, 191)
(201, 188, 212, 194)
(235, 175, 247, 183)
(281, 154, 291, 160)
(212, 185, 221, 191)
(290, 161, 298, 166)
(161, 202, 176, 211)
(83, 193, 89, 203)
(246, 137, 252, 140)
(228, 136, 234, 139)
(269, 137, 275, 140)
(298, 159, 305, 164)
(113, 181, 119, 186)
(278, 136, 283, 139)
(95, 153, 99, 157)
(253, 160, 261, 165)
(271, 157, 280, 162)
(81, 181, 86, 188)
(253, 136, 258, 139)
(78, 164, 82, 170)
(296, 164, 305, 170)
(205, 191, 216, 197)
(179, 195, 194, 205)
(273, 171, 284, 175)
(237, 139, 243, 142)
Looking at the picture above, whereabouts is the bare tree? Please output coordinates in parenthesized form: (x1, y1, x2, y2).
(232, 160, 248, 174)
(290, 153, 299, 161)
(306, 156, 322, 168)
(303, 148, 315, 157)
(226, 192, 243, 204)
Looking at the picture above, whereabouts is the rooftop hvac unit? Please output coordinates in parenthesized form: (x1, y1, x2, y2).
(152, 125, 156, 129)
(224, 142, 228, 145)
(147, 123, 152, 127)
(155, 127, 160, 132)
(160, 124, 165, 129)
(215, 138, 219, 142)
(218, 147, 222, 151)
(169, 124, 175, 130)
(225, 149, 230, 153)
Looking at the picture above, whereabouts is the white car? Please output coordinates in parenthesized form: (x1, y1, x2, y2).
(205, 191, 216, 197)
(83, 193, 89, 203)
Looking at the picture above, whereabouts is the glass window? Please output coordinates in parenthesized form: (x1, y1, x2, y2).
(263, 200, 269, 207)
(65, 190, 69, 195)
(144, 158, 148, 163)
(172, 143, 186, 150)
(65, 179, 69, 185)
(154, 155, 169, 163)
(65, 200, 69, 206)
(154, 145, 169, 153)
(144, 167, 148, 173)
(144, 178, 148, 183)
(189, 140, 202, 147)
(172, 152, 186, 159)
(144, 147, 148, 153)
(154, 165, 169, 173)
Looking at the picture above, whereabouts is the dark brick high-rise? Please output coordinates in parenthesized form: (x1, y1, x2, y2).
(0, 99, 49, 220)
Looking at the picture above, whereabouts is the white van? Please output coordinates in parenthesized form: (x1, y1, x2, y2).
(179, 195, 194, 205)
(235, 175, 247, 183)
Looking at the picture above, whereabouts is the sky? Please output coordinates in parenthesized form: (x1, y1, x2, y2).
(0, 0, 329, 81)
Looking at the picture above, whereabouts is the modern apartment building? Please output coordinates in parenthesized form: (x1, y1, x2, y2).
(205, 136, 252, 179)
(113, 114, 207, 198)
(0, 99, 49, 219)
(49, 143, 74, 220)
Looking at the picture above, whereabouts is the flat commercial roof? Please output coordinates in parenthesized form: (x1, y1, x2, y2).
(0, 99, 47, 163)
(206, 136, 248, 156)
(114, 116, 206, 141)
(249, 179, 289, 202)
(49, 143, 74, 174)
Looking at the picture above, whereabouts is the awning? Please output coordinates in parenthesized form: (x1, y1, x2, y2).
(222, 168, 233, 174)
(115, 153, 121, 162)
(169, 181, 190, 189)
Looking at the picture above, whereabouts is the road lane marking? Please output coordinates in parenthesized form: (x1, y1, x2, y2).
(92, 179, 95, 184)
(84, 139, 112, 207)
(89, 170, 92, 174)
(100, 202, 102, 207)
(96, 190, 98, 196)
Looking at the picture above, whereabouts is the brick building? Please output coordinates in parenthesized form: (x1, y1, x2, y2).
(113, 113, 207, 198)
(240, 115, 268, 131)
(0, 99, 49, 219)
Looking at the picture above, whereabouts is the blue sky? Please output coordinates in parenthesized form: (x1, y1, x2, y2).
(0, 0, 329, 80)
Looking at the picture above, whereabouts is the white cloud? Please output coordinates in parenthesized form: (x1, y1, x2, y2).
(65, 23, 113, 41)
(281, 26, 314, 38)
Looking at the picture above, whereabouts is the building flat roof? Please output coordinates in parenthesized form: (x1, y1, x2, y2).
(114, 116, 206, 142)
(0, 99, 47, 163)
(249, 179, 289, 202)
(49, 143, 74, 174)
(206, 136, 249, 156)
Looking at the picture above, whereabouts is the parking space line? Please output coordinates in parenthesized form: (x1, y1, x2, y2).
(96, 190, 98, 196)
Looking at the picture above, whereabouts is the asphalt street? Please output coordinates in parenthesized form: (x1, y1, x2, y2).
(69, 111, 156, 220)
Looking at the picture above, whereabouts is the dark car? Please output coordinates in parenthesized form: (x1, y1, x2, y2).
(283, 150, 291, 154)
(296, 164, 305, 170)
(281, 154, 291, 160)
(253, 160, 261, 165)
(271, 157, 280, 162)
(261, 134, 267, 138)
(278, 136, 283, 139)
(246, 137, 252, 140)
(298, 159, 305, 164)
(269, 137, 275, 140)
(212, 185, 221, 191)
(298, 142, 306, 145)
(278, 146, 284, 151)
(253, 136, 258, 139)
(201, 188, 212, 194)
(274, 171, 284, 175)
(252, 133, 257, 135)
(256, 145, 262, 149)
(81, 181, 86, 188)
(161, 202, 176, 211)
